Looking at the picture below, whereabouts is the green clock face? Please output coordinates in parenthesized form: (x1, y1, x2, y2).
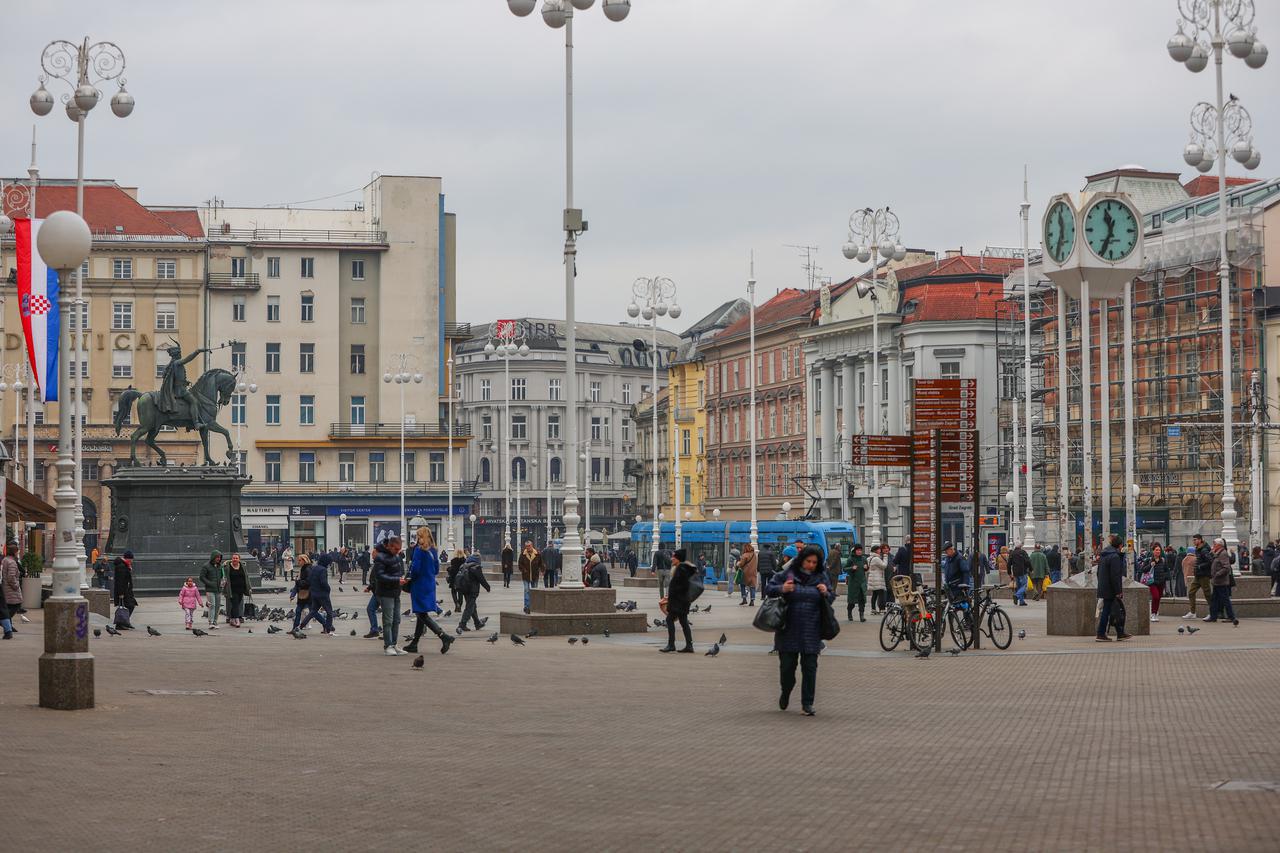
(1084, 198, 1139, 262)
(1044, 200, 1075, 264)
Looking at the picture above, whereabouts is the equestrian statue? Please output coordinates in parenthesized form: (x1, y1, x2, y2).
(113, 340, 238, 466)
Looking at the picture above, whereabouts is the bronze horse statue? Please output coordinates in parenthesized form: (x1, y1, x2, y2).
(113, 368, 238, 466)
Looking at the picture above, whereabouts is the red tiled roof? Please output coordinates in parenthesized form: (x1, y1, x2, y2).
(1182, 175, 1259, 197)
(3, 183, 190, 238)
(900, 282, 1008, 323)
(148, 207, 204, 238)
(716, 284, 852, 341)
(895, 254, 1022, 284)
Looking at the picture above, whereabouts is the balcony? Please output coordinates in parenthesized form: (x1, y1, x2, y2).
(329, 422, 472, 439)
(207, 272, 261, 290)
(207, 226, 388, 245)
(444, 322, 473, 338)
(674, 407, 696, 423)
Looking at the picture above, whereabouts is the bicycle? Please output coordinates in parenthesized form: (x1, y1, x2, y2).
(882, 576, 938, 652)
(958, 585, 1013, 650)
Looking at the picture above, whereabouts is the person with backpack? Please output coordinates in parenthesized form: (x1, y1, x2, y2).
(660, 548, 700, 653)
(1095, 534, 1130, 642)
(736, 542, 758, 606)
(457, 552, 491, 632)
(1008, 543, 1031, 606)
(766, 545, 836, 716)
(199, 551, 225, 630)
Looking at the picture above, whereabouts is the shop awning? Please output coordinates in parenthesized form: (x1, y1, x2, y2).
(4, 479, 56, 523)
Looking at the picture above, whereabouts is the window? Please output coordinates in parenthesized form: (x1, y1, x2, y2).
(732, 361, 740, 390)
(350, 297, 366, 324)
(112, 349, 132, 378)
(79, 259, 89, 279)
(481, 415, 493, 440)
(235, 451, 247, 478)
(266, 256, 280, 278)
(299, 395, 315, 425)
(1186, 432, 1200, 468)
(547, 414, 560, 440)
(622, 418, 631, 442)
(402, 452, 416, 482)
(939, 361, 961, 380)
(697, 380, 704, 406)
(265, 394, 281, 425)
(300, 293, 314, 322)
(350, 395, 365, 425)
(267, 295, 280, 322)
(230, 257, 246, 278)
(80, 459, 99, 482)
(429, 452, 445, 481)
(112, 301, 133, 330)
(590, 381, 601, 402)
(231, 394, 246, 425)
(300, 257, 315, 278)
(299, 451, 316, 483)
(591, 417, 603, 441)
(68, 300, 89, 331)
(265, 343, 280, 373)
(548, 378, 561, 400)
(231, 341, 246, 372)
(232, 296, 246, 322)
(549, 457, 562, 483)
(697, 428, 704, 454)
(480, 458, 492, 483)
(265, 451, 281, 482)
(682, 429, 691, 456)
(511, 377, 527, 401)
(299, 343, 314, 373)
(113, 258, 133, 280)
(683, 476, 692, 505)
(155, 301, 177, 331)
(351, 259, 365, 280)
(339, 451, 355, 482)
(512, 457, 527, 482)
(369, 451, 385, 482)
(350, 344, 365, 375)
(512, 414, 527, 440)
(480, 379, 491, 401)
(591, 457, 602, 483)
(157, 259, 176, 279)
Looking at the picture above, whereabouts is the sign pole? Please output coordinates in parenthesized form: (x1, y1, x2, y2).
(971, 428, 981, 650)
(933, 428, 942, 652)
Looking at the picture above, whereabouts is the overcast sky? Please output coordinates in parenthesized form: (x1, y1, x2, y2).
(2, 0, 1274, 331)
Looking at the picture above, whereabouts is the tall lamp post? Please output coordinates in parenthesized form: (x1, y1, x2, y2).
(1019, 170, 1038, 549)
(747, 264, 759, 554)
(232, 367, 258, 474)
(469, 512, 477, 552)
(35, 209, 93, 709)
(382, 354, 423, 542)
(506, 0, 632, 590)
(1167, 0, 1266, 546)
(483, 322, 529, 550)
(627, 276, 680, 563)
(31, 37, 135, 585)
(843, 207, 907, 547)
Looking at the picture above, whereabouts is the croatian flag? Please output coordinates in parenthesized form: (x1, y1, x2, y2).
(14, 217, 60, 403)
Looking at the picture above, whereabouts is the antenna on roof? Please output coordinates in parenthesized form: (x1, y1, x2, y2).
(783, 244, 821, 291)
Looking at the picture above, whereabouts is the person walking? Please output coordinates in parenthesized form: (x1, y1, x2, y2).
(845, 543, 868, 622)
(766, 545, 835, 716)
(113, 551, 137, 628)
(458, 552, 491, 631)
(1095, 534, 1130, 642)
(659, 548, 698, 654)
(736, 543, 758, 606)
(1028, 545, 1049, 601)
(589, 550, 612, 588)
(545, 541, 562, 588)
(756, 543, 778, 602)
(402, 527, 454, 655)
(357, 546, 371, 586)
(282, 545, 295, 581)
(1047, 545, 1063, 585)
(867, 543, 888, 615)
(199, 550, 225, 630)
(372, 536, 406, 655)
(1008, 543, 1031, 606)
(501, 544, 515, 590)
(892, 539, 913, 580)
(518, 541, 542, 613)
(225, 553, 253, 628)
(626, 548, 638, 578)
(1205, 537, 1239, 625)
(177, 577, 204, 631)
(653, 547, 672, 599)
(1, 544, 22, 639)
(290, 555, 314, 631)
(1145, 543, 1167, 622)
(1185, 534, 1214, 620)
(299, 553, 334, 634)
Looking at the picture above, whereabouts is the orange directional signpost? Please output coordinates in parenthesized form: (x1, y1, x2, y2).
(849, 434, 913, 467)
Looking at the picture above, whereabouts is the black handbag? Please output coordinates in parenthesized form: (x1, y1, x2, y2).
(819, 595, 841, 641)
(753, 596, 787, 633)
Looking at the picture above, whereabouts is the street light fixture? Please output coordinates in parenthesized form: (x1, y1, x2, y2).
(628, 276, 679, 565)
(843, 206, 905, 547)
(383, 354, 424, 543)
(505, 0, 632, 590)
(233, 367, 258, 474)
(469, 512, 477, 552)
(1166, 0, 1265, 547)
(484, 322, 529, 551)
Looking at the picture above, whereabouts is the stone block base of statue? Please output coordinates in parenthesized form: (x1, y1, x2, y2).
(1046, 572, 1150, 636)
(499, 587, 649, 636)
(103, 465, 257, 595)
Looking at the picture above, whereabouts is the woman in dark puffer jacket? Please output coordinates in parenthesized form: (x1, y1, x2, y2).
(766, 545, 835, 716)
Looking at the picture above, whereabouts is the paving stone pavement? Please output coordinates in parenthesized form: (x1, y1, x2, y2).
(2, 580, 1278, 852)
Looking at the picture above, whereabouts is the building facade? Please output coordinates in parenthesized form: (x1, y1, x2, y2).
(454, 318, 681, 556)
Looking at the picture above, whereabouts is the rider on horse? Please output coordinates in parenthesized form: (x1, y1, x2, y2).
(158, 341, 211, 430)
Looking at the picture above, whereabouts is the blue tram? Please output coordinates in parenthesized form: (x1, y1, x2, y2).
(630, 520, 858, 577)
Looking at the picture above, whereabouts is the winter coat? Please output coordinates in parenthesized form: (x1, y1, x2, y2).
(943, 553, 970, 590)
(306, 563, 329, 598)
(177, 584, 203, 610)
(1096, 546, 1125, 600)
(407, 546, 440, 614)
(1008, 548, 1031, 578)
(665, 561, 698, 616)
(371, 546, 404, 597)
(845, 554, 868, 593)
(589, 561, 612, 588)
(1029, 550, 1049, 580)
(1074, 552, 1091, 575)
(446, 556, 465, 588)
(653, 550, 672, 573)
(1, 556, 21, 605)
(501, 547, 515, 572)
(199, 554, 224, 593)
(866, 554, 887, 591)
(1047, 547, 1062, 573)
(892, 543, 913, 577)
(112, 557, 134, 605)
(227, 565, 252, 597)
(1194, 543, 1213, 578)
(756, 549, 778, 576)
(458, 558, 491, 598)
(1211, 549, 1233, 586)
(1150, 553, 1170, 585)
(518, 549, 543, 583)
(766, 565, 835, 655)
(736, 551, 759, 587)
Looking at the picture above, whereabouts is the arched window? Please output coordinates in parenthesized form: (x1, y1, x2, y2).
(512, 456, 526, 482)
(480, 457, 491, 483)
(549, 456, 562, 483)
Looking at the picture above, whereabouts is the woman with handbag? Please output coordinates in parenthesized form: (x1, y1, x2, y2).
(867, 544, 888, 615)
(736, 543, 757, 606)
(112, 551, 137, 628)
(402, 527, 453, 655)
(1145, 544, 1167, 622)
(766, 545, 836, 716)
(659, 548, 698, 654)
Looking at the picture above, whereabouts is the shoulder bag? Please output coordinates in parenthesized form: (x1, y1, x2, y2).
(818, 592, 841, 641)
(753, 595, 787, 633)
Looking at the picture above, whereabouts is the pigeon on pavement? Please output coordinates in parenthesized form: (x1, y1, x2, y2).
(350, 630, 357, 637)
(703, 605, 711, 613)
(527, 628, 539, 638)
(603, 627, 611, 638)
(947, 647, 963, 655)
(718, 633, 728, 646)
(705, 643, 720, 657)
(267, 625, 282, 634)
(510, 634, 526, 646)
(92, 628, 101, 637)
(915, 647, 932, 659)
(581, 637, 589, 645)
(486, 632, 500, 644)
(1178, 626, 1186, 634)
(1017, 629, 1027, 640)
(1187, 626, 1200, 634)
(411, 655, 425, 669)
(192, 628, 209, 637)
(568, 637, 578, 645)
(105, 624, 121, 636)
(146, 626, 161, 637)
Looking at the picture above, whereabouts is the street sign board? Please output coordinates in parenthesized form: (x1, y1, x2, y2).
(910, 432, 939, 568)
(849, 434, 913, 467)
(1166, 425, 1181, 437)
(913, 379, 978, 431)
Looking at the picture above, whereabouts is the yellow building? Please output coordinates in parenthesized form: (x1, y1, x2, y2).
(666, 358, 707, 520)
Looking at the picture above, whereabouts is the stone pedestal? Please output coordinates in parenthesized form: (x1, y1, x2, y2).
(38, 598, 95, 710)
(622, 576, 658, 588)
(1046, 573, 1151, 636)
(104, 465, 258, 595)
(500, 588, 648, 636)
(83, 587, 111, 619)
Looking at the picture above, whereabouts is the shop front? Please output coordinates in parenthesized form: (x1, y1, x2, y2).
(243, 505, 289, 555)
(288, 505, 327, 555)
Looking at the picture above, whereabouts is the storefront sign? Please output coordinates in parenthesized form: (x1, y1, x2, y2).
(243, 505, 288, 516)
(325, 505, 471, 517)
(288, 505, 327, 518)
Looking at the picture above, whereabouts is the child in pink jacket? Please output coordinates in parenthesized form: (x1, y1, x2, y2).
(178, 577, 204, 630)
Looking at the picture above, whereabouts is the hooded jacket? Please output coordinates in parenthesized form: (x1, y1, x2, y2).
(766, 547, 836, 655)
(199, 552, 224, 593)
(1096, 545, 1125, 600)
(371, 545, 404, 597)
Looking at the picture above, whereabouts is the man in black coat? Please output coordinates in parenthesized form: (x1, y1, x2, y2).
(1188, 533, 1215, 619)
(457, 556, 491, 631)
(1047, 545, 1063, 584)
(542, 542, 561, 588)
(1008, 544, 1032, 606)
(371, 538, 406, 654)
(892, 539, 913, 578)
(1095, 534, 1130, 641)
(625, 548, 639, 578)
(357, 546, 372, 586)
(653, 548, 672, 599)
(660, 548, 697, 653)
(757, 544, 779, 600)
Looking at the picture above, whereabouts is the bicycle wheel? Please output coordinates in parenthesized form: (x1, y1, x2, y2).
(879, 607, 905, 652)
(986, 605, 1012, 650)
(908, 614, 935, 652)
(947, 608, 972, 650)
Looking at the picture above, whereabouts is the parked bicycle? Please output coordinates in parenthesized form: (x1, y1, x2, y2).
(956, 584, 1012, 650)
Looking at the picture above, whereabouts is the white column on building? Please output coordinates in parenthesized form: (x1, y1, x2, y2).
(885, 351, 902, 435)
(861, 358, 873, 438)
(805, 365, 818, 474)
(819, 358, 836, 468)
(840, 356, 855, 464)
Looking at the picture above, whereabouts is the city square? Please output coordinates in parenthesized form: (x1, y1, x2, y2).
(1, 1, 1279, 851)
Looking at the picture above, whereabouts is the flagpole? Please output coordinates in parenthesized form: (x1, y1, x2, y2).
(26, 129, 38, 494)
